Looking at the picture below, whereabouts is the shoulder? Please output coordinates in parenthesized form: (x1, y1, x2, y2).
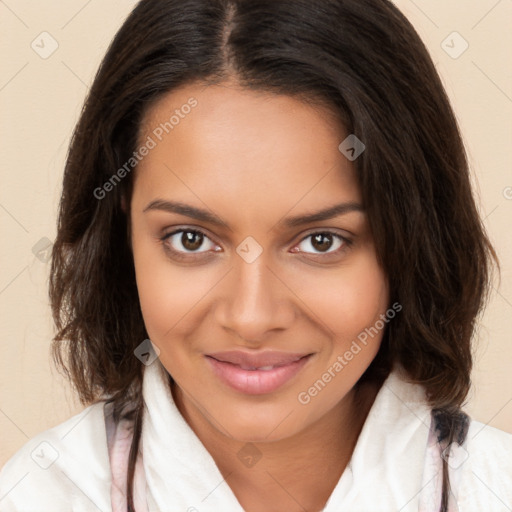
(385, 369, 512, 510)
(0, 401, 113, 512)
(455, 419, 512, 511)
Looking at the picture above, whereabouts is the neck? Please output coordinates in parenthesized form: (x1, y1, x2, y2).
(171, 378, 381, 512)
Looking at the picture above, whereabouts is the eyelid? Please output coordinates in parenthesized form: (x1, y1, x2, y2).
(298, 227, 352, 240)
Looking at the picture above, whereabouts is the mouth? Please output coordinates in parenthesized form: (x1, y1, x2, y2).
(205, 351, 314, 395)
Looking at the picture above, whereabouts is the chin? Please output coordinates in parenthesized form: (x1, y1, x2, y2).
(212, 399, 306, 443)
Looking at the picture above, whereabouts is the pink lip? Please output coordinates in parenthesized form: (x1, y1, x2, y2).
(205, 351, 313, 395)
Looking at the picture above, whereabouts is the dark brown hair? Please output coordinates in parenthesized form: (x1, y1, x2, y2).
(49, 0, 498, 510)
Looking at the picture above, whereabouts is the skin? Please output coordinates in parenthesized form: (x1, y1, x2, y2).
(129, 80, 390, 512)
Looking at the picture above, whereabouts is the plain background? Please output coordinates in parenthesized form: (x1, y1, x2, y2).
(0, 0, 511, 468)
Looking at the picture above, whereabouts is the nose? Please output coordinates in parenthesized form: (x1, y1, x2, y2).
(215, 251, 296, 345)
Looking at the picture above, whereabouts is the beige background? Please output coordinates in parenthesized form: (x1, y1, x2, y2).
(0, 0, 511, 468)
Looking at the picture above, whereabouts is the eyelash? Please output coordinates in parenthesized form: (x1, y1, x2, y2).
(159, 227, 353, 262)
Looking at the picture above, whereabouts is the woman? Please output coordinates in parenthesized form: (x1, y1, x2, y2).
(1, 0, 511, 511)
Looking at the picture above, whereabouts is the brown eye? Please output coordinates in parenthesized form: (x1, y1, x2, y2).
(294, 231, 350, 256)
(180, 231, 204, 251)
(311, 233, 335, 252)
(162, 229, 218, 256)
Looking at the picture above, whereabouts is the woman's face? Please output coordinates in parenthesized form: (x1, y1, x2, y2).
(130, 81, 389, 442)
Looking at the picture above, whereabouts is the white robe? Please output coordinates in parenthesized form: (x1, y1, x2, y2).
(1, 360, 511, 511)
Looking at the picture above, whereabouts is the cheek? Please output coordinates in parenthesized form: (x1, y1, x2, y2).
(295, 259, 388, 409)
(337, 265, 388, 331)
(131, 228, 210, 341)
(292, 252, 388, 339)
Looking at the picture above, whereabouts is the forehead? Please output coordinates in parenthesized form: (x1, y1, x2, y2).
(134, 82, 361, 222)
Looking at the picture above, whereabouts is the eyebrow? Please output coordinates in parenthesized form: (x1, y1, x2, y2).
(143, 199, 364, 229)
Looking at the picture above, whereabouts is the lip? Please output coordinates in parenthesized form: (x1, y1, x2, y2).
(205, 351, 313, 395)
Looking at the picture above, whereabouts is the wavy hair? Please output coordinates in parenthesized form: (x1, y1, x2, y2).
(49, 0, 498, 510)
